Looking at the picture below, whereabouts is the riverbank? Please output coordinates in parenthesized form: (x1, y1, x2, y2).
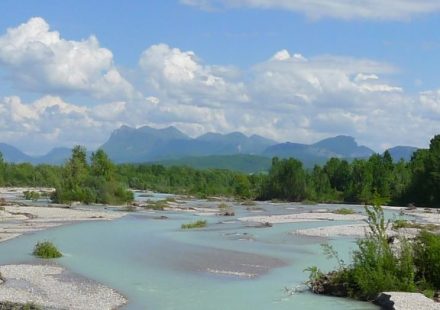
(0, 264, 127, 310)
(0, 187, 129, 309)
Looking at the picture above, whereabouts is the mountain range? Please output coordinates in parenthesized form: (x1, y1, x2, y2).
(0, 125, 419, 172)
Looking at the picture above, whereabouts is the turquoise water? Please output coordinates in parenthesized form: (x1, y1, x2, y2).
(0, 201, 380, 309)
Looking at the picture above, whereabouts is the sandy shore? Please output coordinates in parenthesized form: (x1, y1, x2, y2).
(238, 212, 366, 224)
(0, 264, 126, 310)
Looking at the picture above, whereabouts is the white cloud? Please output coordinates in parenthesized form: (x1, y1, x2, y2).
(181, 0, 440, 20)
(0, 17, 136, 100)
(139, 44, 248, 107)
(0, 19, 439, 154)
(420, 89, 440, 115)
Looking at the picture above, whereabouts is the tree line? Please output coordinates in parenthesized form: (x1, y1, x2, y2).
(0, 134, 439, 207)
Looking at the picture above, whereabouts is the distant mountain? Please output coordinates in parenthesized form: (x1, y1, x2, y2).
(312, 136, 374, 158)
(0, 127, 420, 169)
(0, 143, 33, 163)
(101, 125, 190, 162)
(0, 144, 72, 165)
(156, 154, 272, 173)
(386, 146, 418, 162)
(263, 135, 375, 167)
(101, 126, 277, 162)
(196, 132, 277, 154)
(33, 147, 72, 165)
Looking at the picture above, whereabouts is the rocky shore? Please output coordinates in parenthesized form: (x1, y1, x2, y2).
(0, 187, 128, 309)
(0, 264, 126, 310)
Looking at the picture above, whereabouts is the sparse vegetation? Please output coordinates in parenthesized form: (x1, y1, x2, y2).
(392, 219, 440, 232)
(23, 191, 40, 201)
(181, 220, 207, 229)
(0, 302, 42, 310)
(32, 241, 62, 259)
(333, 208, 355, 215)
(218, 203, 230, 210)
(143, 199, 169, 211)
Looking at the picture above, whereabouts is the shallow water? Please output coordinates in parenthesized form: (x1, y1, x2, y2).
(0, 198, 382, 309)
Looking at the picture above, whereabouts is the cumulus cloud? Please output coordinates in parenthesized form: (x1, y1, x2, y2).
(0, 17, 136, 100)
(139, 44, 248, 107)
(181, 0, 440, 20)
(0, 96, 126, 153)
(420, 89, 440, 116)
(0, 17, 439, 153)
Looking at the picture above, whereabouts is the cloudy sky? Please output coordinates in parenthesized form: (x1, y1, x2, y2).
(0, 1, 439, 155)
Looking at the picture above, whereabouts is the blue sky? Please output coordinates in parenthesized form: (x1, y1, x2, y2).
(0, 0, 440, 154)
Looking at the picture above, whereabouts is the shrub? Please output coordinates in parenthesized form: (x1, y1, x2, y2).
(181, 220, 207, 229)
(32, 241, 62, 259)
(414, 231, 440, 289)
(308, 203, 417, 301)
(23, 191, 40, 201)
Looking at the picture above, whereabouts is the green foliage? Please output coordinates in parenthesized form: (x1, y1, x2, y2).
(0, 134, 439, 208)
(0, 302, 42, 310)
(414, 231, 440, 289)
(309, 203, 419, 301)
(53, 146, 133, 205)
(181, 220, 207, 229)
(32, 241, 62, 259)
(144, 200, 169, 210)
(259, 157, 307, 201)
(23, 191, 40, 201)
(333, 208, 355, 215)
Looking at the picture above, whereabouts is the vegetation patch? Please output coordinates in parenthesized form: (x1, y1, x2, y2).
(392, 219, 440, 232)
(122, 205, 137, 212)
(143, 199, 169, 211)
(32, 241, 62, 259)
(181, 220, 207, 229)
(23, 191, 40, 201)
(0, 302, 42, 310)
(307, 202, 440, 301)
(240, 200, 256, 206)
(333, 208, 355, 215)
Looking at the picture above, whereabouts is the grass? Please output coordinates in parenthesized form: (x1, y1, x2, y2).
(32, 241, 62, 259)
(392, 219, 440, 231)
(333, 208, 355, 215)
(181, 220, 207, 229)
(218, 203, 230, 210)
(143, 199, 169, 211)
(240, 200, 256, 206)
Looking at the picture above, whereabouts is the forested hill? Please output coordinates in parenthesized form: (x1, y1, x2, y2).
(0, 134, 439, 207)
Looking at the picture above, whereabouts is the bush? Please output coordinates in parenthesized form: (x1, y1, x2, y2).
(181, 220, 207, 229)
(308, 203, 417, 301)
(32, 241, 62, 259)
(414, 231, 440, 289)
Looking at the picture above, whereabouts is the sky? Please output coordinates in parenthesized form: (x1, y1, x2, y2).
(0, 1, 440, 155)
